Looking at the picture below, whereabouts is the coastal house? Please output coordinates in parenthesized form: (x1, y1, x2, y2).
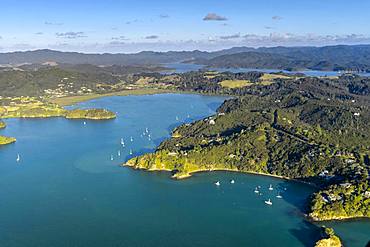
(328, 194, 342, 202)
(364, 191, 370, 198)
(340, 183, 352, 188)
(321, 194, 330, 203)
(319, 170, 329, 177)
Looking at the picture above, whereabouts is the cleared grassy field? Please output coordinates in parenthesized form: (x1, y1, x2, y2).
(220, 80, 252, 88)
(259, 73, 292, 85)
(48, 88, 173, 106)
(261, 73, 290, 81)
(220, 73, 293, 89)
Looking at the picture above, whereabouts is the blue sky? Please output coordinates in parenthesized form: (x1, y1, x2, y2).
(0, 0, 369, 53)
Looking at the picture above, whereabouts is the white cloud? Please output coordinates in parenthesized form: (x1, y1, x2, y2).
(56, 32, 87, 39)
(45, 21, 63, 26)
(272, 16, 283, 21)
(1, 33, 369, 53)
(241, 33, 370, 45)
(219, 33, 241, 40)
(145, 35, 159, 39)
(203, 13, 228, 21)
(112, 36, 129, 41)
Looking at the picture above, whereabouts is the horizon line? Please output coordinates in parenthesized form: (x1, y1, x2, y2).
(1, 43, 370, 55)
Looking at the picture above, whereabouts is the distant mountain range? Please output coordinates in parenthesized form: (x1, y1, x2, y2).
(1, 45, 370, 71)
(0, 48, 254, 66)
(198, 45, 370, 72)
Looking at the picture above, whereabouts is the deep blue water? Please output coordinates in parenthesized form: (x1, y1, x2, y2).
(162, 63, 370, 77)
(0, 94, 369, 247)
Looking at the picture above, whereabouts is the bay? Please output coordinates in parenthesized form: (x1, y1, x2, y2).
(0, 94, 369, 247)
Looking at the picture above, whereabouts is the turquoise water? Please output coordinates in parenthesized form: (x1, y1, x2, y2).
(163, 63, 370, 77)
(0, 94, 369, 247)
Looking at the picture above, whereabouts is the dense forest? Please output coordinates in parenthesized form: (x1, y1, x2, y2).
(0, 64, 166, 96)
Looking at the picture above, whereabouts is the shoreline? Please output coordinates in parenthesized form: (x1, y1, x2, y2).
(48, 88, 176, 106)
(124, 162, 369, 223)
(123, 162, 317, 187)
(311, 214, 370, 222)
(48, 89, 231, 107)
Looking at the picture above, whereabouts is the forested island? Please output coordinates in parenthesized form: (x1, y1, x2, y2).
(0, 97, 116, 120)
(0, 96, 116, 146)
(65, 109, 116, 120)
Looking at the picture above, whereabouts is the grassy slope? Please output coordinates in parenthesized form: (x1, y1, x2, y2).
(48, 88, 174, 106)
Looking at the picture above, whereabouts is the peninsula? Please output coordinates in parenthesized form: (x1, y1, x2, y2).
(125, 72, 370, 222)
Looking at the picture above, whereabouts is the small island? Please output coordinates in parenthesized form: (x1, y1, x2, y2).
(65, 109, 116, 120)
(0, 97, 116, 144)
(315, 227, 342, 247)
(0, 120, 5, 129)
(0, 97, 116, 120)
(0, 135, 16, 145)
(0, 121, 16, 145)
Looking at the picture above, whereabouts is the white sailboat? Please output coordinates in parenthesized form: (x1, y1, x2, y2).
(215, 181, 221, 186)
(118, 150, 121, 157)
(16, 154, 20, 162)
(83, 121, 86, 126)
(230, 179, 235, 184)
(254, 187, 259, 193)
(130, 136, 134, 142)
(120, 138, 124, 145)
(269, 184, 274, 191)
(110, 155, 114, 161)
(129, 149, 133, 155)
(276, 193, 283, 199)
(265, 199, 272, 205)
(145, 127, 149, 133)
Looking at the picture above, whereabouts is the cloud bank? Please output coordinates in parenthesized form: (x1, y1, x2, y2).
(56, 32, 86, 39)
